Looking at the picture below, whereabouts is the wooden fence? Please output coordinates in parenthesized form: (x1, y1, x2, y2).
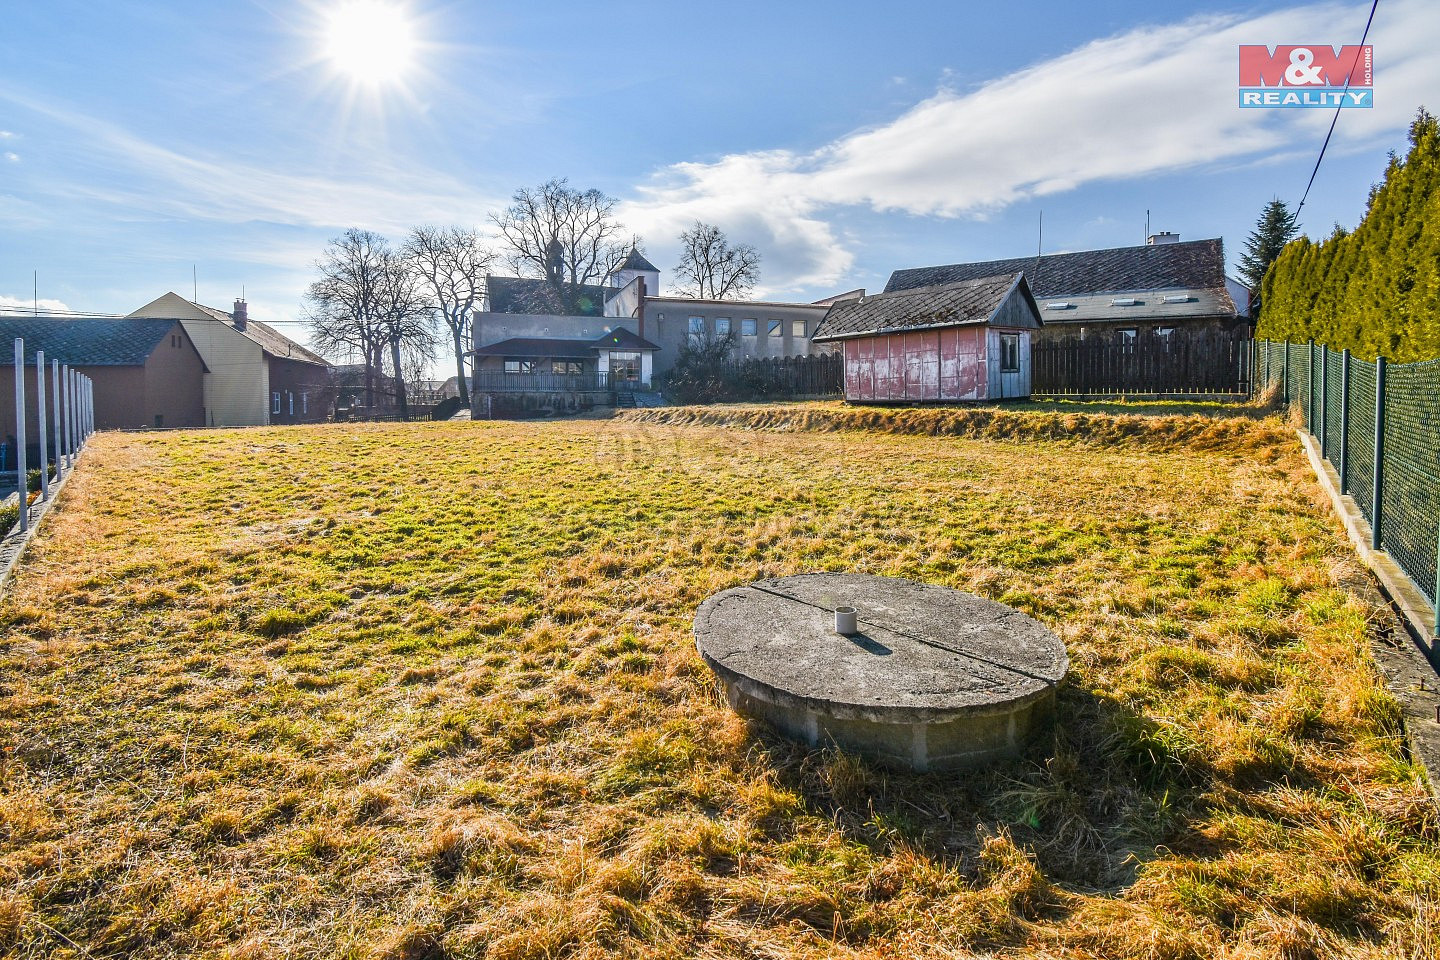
(1032, 335, 1253, 396)
(663, 353, 843, 403)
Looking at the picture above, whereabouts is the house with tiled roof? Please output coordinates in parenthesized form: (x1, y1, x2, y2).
(0, 315, 206, 444)
(129, 293, 331, 426)
(885, 235, 1246, 347)
(813, 273, 1042, 403)
(473, 246, 846, 415)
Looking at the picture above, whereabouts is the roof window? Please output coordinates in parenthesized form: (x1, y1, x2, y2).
(1110, 297, 1140, 307)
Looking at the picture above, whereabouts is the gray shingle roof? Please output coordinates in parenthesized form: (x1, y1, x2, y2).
(189, 301, 329, 365)
(0, 316, 181, 366)
(473, 337, 598, 359)
(885, 238, 1228, 298)
(593, 327, 659, 351)
(813, 273, 1036, 342)
(473, 328, 660, 358)
(617, 247, 659, 273)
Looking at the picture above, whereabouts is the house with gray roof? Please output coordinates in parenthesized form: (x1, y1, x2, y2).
(0, 315, 206, 446)
(129, 293, 331, 426)
(885, 235, 1245, 347)
(813, 273, 1042, 403)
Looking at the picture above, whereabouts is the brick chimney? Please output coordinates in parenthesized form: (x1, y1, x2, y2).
(233, 298, 248, 331)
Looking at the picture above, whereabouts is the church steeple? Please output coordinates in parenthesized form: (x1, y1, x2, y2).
(612, 244, 660, 295)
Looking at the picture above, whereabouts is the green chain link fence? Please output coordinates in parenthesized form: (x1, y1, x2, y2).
(1259, 340, 1440, 635)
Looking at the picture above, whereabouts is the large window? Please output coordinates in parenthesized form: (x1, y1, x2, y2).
(715, 318, 731, 336)
(609, 352, 641, 382)
(688, 316, 705, 334)
(768, 319, 782, 337)
(552, 360, 584, 375)
(1000, 333, 1020, 373)
(792, 319, 806, 339)
(741, 318, 757, 337)
(504, 360, 536, 374)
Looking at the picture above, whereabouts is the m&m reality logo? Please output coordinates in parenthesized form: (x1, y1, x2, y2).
(1238, 45, 1372, 108)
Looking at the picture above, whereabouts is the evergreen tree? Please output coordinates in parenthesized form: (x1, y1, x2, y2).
(1257, 106, 1440, 361)
(1237, 198, 1298, 320)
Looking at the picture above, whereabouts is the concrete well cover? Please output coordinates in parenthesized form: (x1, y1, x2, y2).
(694, 573, 1069, 770)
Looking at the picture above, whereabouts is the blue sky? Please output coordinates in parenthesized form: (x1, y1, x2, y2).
(1, 0, 1437, 343)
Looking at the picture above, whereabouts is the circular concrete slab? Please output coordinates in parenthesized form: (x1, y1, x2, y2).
(694, 573, 1068, 772)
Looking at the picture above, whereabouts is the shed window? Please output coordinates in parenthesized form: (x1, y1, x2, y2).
(1117, 328, 1138, 347)
(791, 320, 805, 338)
(504, 360, 535, 374)
(715, 318, 731, 336)
(688, 316, 705, 334)
(768, 320, 782, 337)
(1156, 326, 1176, 348)
(288, 392, 294, 416)
(741, 318, 757, 337)
(552, 360, 583, 375)
(271, 392, 281, 414)
(1000, 333, 1021, 373)
(301, 392, 309, 414)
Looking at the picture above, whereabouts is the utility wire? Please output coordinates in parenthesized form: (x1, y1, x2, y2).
(1295, 0, 1380, 219)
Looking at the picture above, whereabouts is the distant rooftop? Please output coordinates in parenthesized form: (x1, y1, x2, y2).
(885, 238, 1229, 299)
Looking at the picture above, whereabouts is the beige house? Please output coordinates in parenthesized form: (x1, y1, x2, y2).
(129, 292, 329, 426)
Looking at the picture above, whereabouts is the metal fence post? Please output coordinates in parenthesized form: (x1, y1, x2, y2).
(35, 350, 48, 502)
(1339, 349, 1350, 493)
(66, 367, 76, 461)
(1282, 340, 1290, 405)
(1372, 357, 1386, 550)
(13, 338, 28, 535)
(1319, 345, 1329, 457)
(50, 360, 61, 476)
(1307, 339, 1316, 433)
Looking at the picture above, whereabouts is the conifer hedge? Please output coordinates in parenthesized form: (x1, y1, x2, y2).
(1257, 109, 1440, 361)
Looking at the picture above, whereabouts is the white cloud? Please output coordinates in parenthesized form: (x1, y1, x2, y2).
(4, 152, 18, 162)
(621, 0, 1437, 292)
(0, 130, 14, 139)
(0, 91, 505, 234)
(0, 295, 72, 313)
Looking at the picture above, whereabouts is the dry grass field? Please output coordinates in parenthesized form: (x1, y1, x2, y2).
(0, 407, 1436, 959)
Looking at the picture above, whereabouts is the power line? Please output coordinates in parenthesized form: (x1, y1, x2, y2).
(1294, 0, 1380, 219)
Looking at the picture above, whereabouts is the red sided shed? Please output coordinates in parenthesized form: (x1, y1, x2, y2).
(812, 272, 1042, 404)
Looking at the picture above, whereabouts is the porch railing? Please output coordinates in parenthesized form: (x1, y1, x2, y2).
(471, 371, 615, 393)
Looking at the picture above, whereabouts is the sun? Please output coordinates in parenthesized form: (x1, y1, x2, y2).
(322, 1, 416, 86)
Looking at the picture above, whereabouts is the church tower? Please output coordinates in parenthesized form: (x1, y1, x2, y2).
(611, 245, 660, 295)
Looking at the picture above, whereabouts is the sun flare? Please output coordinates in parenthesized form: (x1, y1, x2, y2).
(322, 1, 416, 86)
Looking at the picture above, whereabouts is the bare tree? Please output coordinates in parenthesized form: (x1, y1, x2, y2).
(306, 229, 435, 419)
(404, 225, 490, 404)
(374, 247, 436, 422)
(492, 178, 628, 314)
(673, 222, 761, 300)
(306, 229, 389, 409)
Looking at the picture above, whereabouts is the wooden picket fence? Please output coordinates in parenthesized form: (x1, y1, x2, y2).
(1032, 334, 1253, 396)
